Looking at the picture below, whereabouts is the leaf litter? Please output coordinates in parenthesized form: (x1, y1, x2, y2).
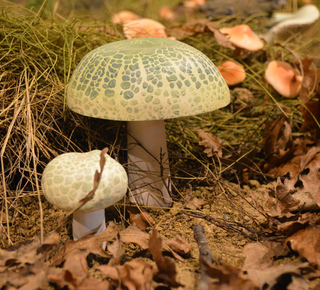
(1, 0, 320, 289)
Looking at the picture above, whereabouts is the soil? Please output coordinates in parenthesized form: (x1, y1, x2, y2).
(3, 179, 272, 289)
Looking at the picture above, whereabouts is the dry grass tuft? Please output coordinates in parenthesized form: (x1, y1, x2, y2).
(0, 7, 125, 246)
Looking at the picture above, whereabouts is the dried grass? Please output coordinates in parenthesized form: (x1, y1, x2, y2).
(0, 6, 124, 246)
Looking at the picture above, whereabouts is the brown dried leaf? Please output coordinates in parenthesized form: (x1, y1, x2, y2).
(165, 236, 191, 256)
(185, 197, 205, 210)
(0, 261, 48, 290)
(286, 225, 320, 268)
(50, 221, 118, 266)
(127, 206, 154, 231)
(75, 278, 110, 290)
(301, 98, 320, 139)
(48, 248, 89, 289)
(242, 238, 312, 289)
(198, 129, 223, 158)
(149, 229, 183, 288)
(278, 212, 320, 233)
(262, 113, 292, 158)
(275, 178, 300, 211)
(97, 258, 154, 290)
(244, 262, 310, 289)
(243, 243, 274, 271)
(119, 225, 150, 249)
(206, 22, 235, 50)
(119, 225, 185, 261)
(298, 163, 320, 207)
(300, 56, 320, 104)
(0, 231, 60, 270)
(202, 258, 259, 289)
(107, 233, 125, 265)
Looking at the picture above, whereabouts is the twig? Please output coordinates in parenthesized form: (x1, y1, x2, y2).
(193, 224, 214, 290)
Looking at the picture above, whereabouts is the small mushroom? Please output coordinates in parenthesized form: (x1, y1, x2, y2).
(111, 10, 141, 24)
(219, 24, 264, 52)
(263, 4, 320, 43)
(66, 38, 230, 207)
(41, 150, 128, 241)
(218, 61, 246, 85)
(265, 60, 303, 98)
(159, 6, 177, 22)
(123, 18, 168, 39)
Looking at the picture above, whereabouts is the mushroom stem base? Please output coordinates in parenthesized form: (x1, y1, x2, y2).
(127, 120, 172, 207)
(72, 209, 106, 241)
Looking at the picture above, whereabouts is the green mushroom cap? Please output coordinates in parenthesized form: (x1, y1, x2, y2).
(41, 150, 128, 212)
(67, 38, 230, 121)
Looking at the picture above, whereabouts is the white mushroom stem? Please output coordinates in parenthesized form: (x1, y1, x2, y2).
(127, 120, 172, 207)
(72, 209, 106, 240)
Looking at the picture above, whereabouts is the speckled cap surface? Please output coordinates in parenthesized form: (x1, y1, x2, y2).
(41, 150, 128, 213)
(67, 38, 230, 121)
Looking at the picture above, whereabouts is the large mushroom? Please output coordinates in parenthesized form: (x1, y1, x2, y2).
(66, 38, 230, 207)
(41, 149, 128, 241)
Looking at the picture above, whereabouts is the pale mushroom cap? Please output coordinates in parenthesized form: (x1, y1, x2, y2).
(264, 5, 320, 42)
(218, 61, 246, 86)
(123, 18, 167, 39)
(111, 10, 141, 24)
(265, 60, 303, 98)
(270, 4, 319, 25)
(220, 24, 264, 52)
(67, 38, 230, 121)
(41, 150, 128, 212)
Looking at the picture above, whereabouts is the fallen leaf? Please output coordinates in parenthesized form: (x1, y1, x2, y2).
(119, 225, 150, 249)
(48, 248, 89, 289)
(286, 225, 320, 268)
(50, 221, 118, 266)
(301, 97, 320, 139)
(243, 243, 274, 271)
(300, 56, 320, 105)
(206, 22, 235, 50)
(185, 197, 205, 210)
(202, 258, 259, 289)
(262, 112, 292, 159)
(149, 229, 183, 287)
(165, 236, 191, 256)
(244, 262, 311, 289)
(119, 225, 185, 261)
(198, 129, 223, 158)
(96, 258, 154, 289)
(0, 261, 48, 290)
(127, 206, 154, 231)
(107, 233, 125, 265)
(0, 231, 60, 270)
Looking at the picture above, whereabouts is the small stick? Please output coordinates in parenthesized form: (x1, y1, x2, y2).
(193, 224, 214, 290)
